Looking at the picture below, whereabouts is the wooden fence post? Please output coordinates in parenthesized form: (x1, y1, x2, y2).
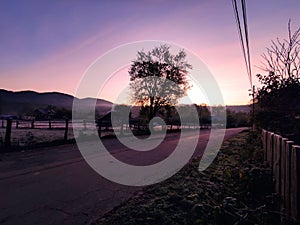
(262, 129, 268, 161)
(99, 122, 102, 138)
(31, 119, 35, 129)
(280, 138, 288, 210)
(64, 119, 69, 141)
(267, 132, 274, 171)
(4, 119, 12, 148)
(285, 140, 294, 217)
(290, 145, 300, 221)
(274, 134, 282, 194)
(120, 121, 124, 136)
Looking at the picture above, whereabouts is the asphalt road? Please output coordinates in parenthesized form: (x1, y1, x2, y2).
(0, 127, 246, 225)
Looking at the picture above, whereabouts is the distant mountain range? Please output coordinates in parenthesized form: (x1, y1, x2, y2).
(0, 89, 113, 116)
(0, 89, 250, 116)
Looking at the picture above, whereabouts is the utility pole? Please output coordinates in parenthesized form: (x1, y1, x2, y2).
(252, 85, 255, 131)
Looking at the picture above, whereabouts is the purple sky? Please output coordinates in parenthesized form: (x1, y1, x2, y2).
(1, 0, 300, 105)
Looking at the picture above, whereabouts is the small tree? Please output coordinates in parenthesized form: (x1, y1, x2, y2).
(197, 104, 211, 124)
(129, 45, 192, 121)
(255, 21, 300, 142)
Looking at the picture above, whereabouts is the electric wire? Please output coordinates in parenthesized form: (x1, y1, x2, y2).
(232, 0, 252, 88)
(241, 0, 253, 88)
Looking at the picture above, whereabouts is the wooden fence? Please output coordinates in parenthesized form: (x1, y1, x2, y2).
(1, 118, 212, 149)
(262, 129, 300, 222)
(1, 119, 70, 129)
(1, 119, 71, 148)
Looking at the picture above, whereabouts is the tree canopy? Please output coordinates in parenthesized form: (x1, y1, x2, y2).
(129, 44, 192, 121)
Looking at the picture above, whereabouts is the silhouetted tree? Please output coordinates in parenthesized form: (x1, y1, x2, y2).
(54, 108, 72, 119)
(129, 45, 192, 121)
(196, 103, 211, 124)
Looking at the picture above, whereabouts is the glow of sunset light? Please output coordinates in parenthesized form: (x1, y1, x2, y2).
(1, 1, 300, 105)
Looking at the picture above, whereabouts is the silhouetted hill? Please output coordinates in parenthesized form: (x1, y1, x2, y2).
(0, 89, 250, 118)
(0, 89, 113, 116)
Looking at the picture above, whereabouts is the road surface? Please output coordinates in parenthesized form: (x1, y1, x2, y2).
(0, 128, 246, 225)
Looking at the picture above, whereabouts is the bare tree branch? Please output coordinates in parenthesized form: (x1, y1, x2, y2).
(257, 20, 300, 87)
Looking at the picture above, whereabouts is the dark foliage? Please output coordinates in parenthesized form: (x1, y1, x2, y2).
(255, 21, 300, 143)
(226, 109, 250, 128)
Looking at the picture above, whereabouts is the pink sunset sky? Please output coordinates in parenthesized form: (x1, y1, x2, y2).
(1, 0, 300, 105)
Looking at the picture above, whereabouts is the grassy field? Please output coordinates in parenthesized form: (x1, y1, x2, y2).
(92, 131, 284, 225)
(0, 128, 75, 147)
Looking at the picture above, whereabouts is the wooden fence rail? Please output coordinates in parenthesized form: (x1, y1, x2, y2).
(1, 118, 212, 149)
(1, 119, 71, 148)
(262, 129, 300, 222)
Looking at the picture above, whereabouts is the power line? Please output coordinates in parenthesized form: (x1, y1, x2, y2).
(232, 0, 255, 127)
(232, 0, 252, 88)
(241, 0, 253, 88)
